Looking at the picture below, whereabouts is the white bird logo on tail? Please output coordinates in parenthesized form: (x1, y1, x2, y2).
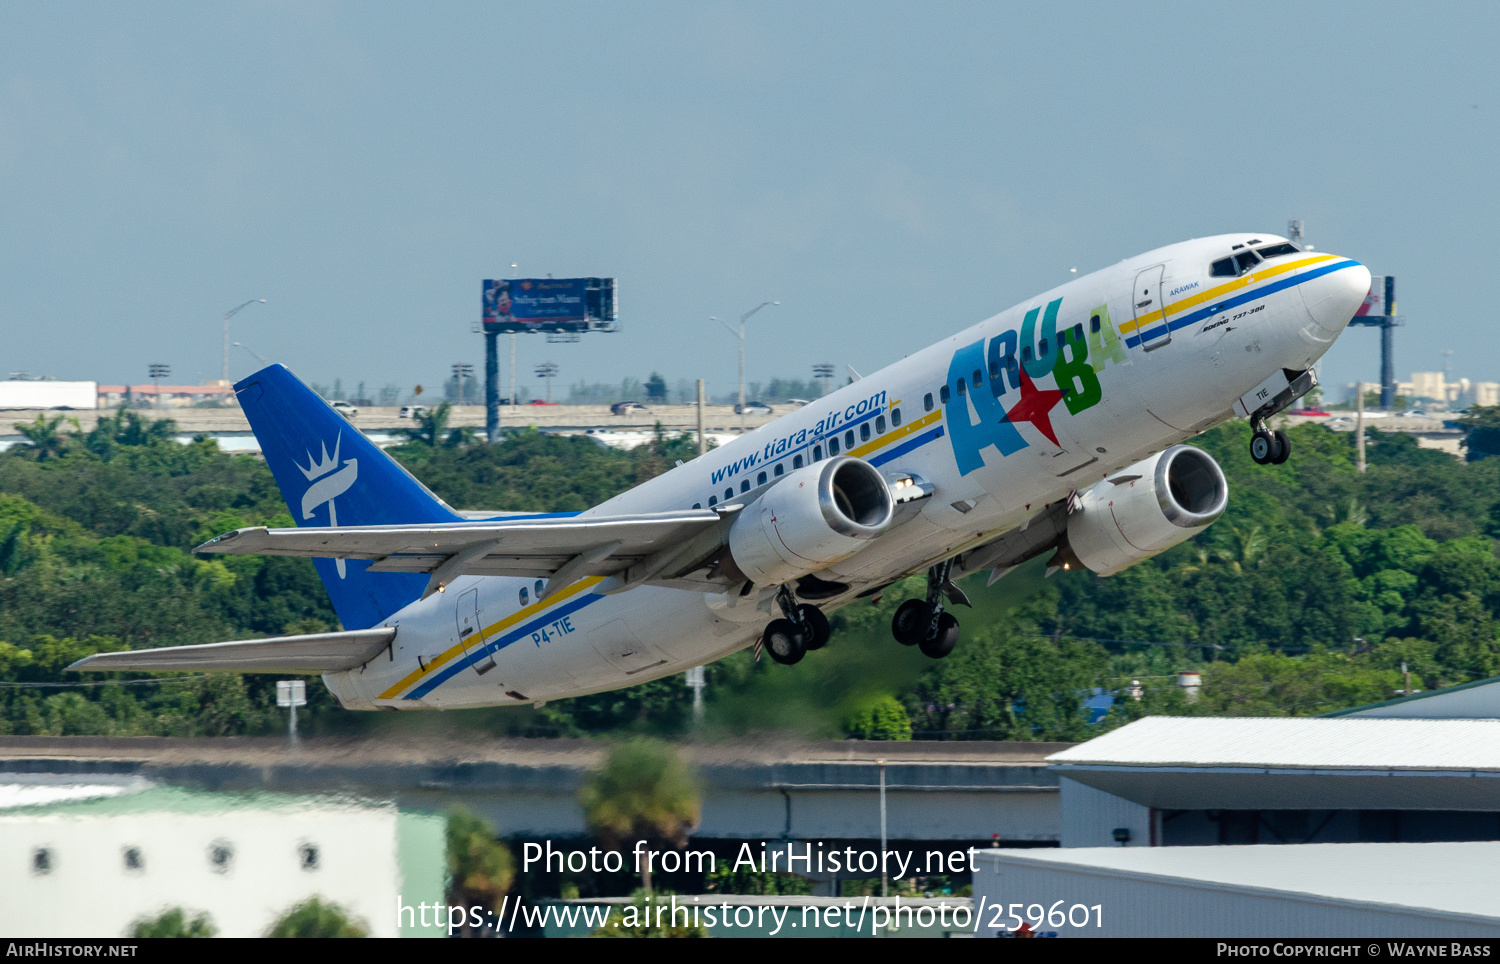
(299, 434, 358, 578)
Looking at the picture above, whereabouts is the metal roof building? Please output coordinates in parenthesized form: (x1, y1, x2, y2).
(1047, 717, 1500, 847)
(972, 842, 1500, 938)
(1326, 674, 1500, 719)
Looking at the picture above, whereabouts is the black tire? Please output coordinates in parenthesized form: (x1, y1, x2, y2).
(763, 619, 806, 665)
(1250, 430, 1274, 465)
(920, 613, 960, 659)
(891, 599, 933, 646)
(1270, 429, 1291, 464)
(796, 604, 831, 651)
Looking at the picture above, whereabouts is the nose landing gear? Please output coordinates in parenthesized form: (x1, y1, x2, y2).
(762, 586, 832, 666)
(890, 559, 967, 659)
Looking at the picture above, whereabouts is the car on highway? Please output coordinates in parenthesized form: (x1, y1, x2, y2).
(398, 405, 427, 419)
(1296, 408, 1331, 417)
(330, 400, 358, 418)
(734, 401, 773, 415)
(611, 401, 650, 415)
(527, 399, 558, 406)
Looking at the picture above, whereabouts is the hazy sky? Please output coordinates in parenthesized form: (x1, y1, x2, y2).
(2, 2, 1496, 399)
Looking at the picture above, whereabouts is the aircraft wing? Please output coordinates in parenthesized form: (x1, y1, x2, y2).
(194, 509, 734, 597)
(67, 628, 396, 674)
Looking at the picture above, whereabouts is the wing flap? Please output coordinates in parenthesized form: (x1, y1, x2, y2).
(67, 628, 396, 674)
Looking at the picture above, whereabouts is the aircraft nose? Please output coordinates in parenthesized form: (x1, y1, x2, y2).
(1300, 260, 1371, 337)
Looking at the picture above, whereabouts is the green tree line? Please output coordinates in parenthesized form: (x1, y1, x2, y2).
(0, 407, 1496, 738)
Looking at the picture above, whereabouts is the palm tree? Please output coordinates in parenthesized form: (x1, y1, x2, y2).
(403, 402, 452, 446)
(578, 738, 700, 894)
(129, 908, 216, 938)
(1214, 523, 1267, 573)
(13, 414, 76, 461)
(265, 898, 367, 938)
(446, 807, 514, 935)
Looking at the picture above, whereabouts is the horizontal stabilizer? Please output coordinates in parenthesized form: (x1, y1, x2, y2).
(66, 628, 396, 674)
(193, 510, 728, 588)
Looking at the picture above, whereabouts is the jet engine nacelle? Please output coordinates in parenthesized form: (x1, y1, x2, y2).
(727, 456, 894, 585)
(1065, 445, 1228, 576)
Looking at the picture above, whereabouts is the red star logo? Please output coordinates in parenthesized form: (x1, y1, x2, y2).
(1001, 369, 1065, 447)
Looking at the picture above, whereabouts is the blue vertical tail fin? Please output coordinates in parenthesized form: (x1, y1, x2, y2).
(234, 364, 460, 629)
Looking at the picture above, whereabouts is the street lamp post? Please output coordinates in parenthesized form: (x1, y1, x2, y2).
(712, 301, 779, 432)
(222, 299, 266, 386)
(233, 342, 268, 365)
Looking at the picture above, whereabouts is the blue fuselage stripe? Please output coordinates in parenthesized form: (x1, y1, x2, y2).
(869, 425, 945, 467)
(406, 592, 604, 700)
(1125, 260, 1360, 348)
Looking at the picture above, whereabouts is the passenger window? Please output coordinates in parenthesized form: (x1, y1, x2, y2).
(1090, 314, 1102, 333)
(1038, 337, 1048, 355)
(1072, 323, 1084, 341)
(939, 385, 950, 404)
(519, 587, 529, 606)
(972, 369, 982, 388)
(708, 495, 717, 506)
(875, 415, 886, 434)
(1022, 346, 1032, 363)
(956, 378, 966, 397)
(845, 430, 855, 448)
(725, 488, 733, 501)
(924, 392, 933, 412)
(860, 423, 871, 441)
(1210, 257, 1237, 277)
(813, 444, 823, 461)
(793, 455, 803, 469)
(891, 408, 901, 427)
(757, 471, 767, 485)
(740, 480, 750, 493)
(829, 437, 840, 455)
(1255, 242, 1299, 258)
(774, 463, 784, 477)
(535, 580, 544, 597)
(1234, 250, 1261, 273)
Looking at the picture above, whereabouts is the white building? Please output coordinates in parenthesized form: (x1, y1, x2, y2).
(1329, 674, 1500, 720)
(1047, 716, 1500, 848)
(0, 776, 445, 938)
(1397, 372, 1500, 408)
(972, 842, 1500, 937)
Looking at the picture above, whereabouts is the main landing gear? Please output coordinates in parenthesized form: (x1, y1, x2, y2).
(1250, 420, 1291, 466)
(762, 585, 832, 666)
(890, 559, 967, 659)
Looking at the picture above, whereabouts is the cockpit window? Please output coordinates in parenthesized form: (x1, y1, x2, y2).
(1255, 242, 1299, 259)
(1210, 257, 1237, 277)
(1233, 250, 1261, 273)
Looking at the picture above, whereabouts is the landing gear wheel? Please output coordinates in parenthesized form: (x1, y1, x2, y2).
(891, 599, 933, 646)
(920, 613, 960, 659)
(1250, 430, 1275, 465)
(1270, 429, 1291, 465)
(763, 619, 806, 665)
(795, 604, 831, 651)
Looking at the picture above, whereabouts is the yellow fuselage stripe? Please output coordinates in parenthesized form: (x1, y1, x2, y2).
(1119, 254, 1341, 336)
(848, 409, 942, 460)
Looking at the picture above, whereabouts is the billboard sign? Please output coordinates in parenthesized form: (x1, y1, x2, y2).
(1354, 275, 1389, 318)
(482, 278, 617, 333)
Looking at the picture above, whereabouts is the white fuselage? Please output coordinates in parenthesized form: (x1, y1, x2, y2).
(322, 235, 1369, 711)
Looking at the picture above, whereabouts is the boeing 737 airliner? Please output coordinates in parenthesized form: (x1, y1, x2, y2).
(72, 235, 1370, 711)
